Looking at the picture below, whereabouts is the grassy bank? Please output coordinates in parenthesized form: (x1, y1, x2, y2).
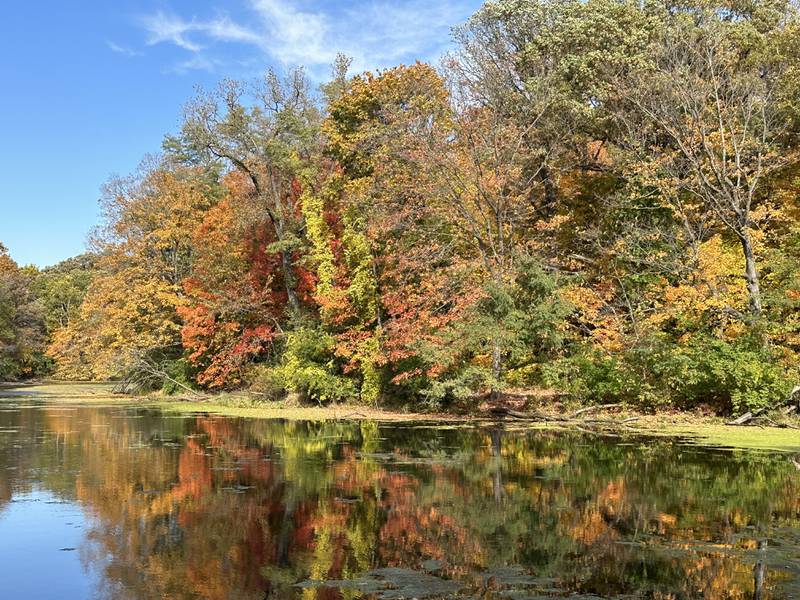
(2, 382, 799, 452)
(0, 382, 452, 422)
(0, 381, 131, 401)
(151, 396, 454, 423)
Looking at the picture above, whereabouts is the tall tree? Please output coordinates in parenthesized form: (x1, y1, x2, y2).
(611, 1, 800, 316)
(49, 164, 217, 385)
(31, 254, 95, 333)
(172, 69, 321, 314)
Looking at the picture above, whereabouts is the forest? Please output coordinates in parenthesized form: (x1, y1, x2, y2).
(2, 0, 800, 415)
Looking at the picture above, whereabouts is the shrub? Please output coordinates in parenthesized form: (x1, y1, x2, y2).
(541, 349, 646, 405)
(544, 334, 795, 415)
(671, 335, 793, 415)
(160, 359, 198, 395)
(263, 327, 356, 404)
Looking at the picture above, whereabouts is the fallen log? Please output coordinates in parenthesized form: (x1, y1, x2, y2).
(572, 403, 622, 418)
(727, 385, 800, 426)
(585, 416, 640, 425)
(338, 411, 368, 419)
(487, 407, 638, 428)
(727, 403, 800, 426)
(727, 411, 757, 426)
(488, 407, 571, 422)
(751, 415, 800, 430)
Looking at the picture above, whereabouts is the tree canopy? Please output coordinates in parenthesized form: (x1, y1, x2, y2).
(3, 0, 800, 415)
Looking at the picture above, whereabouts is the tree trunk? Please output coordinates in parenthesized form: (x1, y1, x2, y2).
(536, 163, 558, 219)
(489, 267, 505, 397)
(491, 337, 502, 387)
(740, 232, 762, 316)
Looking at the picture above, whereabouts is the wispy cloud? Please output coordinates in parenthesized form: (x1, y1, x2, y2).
(107, 40, 142, 57)
(170, 55, 223, 74)
(202, 15, 262, 45)
(140, 11, 205, 52)
(249, 0, 331, 67)
(338, 1, 473, 71)
(135, 0, 479, 77)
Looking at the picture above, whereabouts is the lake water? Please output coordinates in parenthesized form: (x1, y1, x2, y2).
(0, 397, 799, 599)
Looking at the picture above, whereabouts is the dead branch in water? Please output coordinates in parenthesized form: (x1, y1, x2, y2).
(726, 387, 800, 427)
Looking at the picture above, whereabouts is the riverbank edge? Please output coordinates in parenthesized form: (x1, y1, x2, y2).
(2, 381, 800, 452)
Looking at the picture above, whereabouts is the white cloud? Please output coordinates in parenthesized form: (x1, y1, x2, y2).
(170, 55, 222, 74)
(140, 11, 204, 52)
(107, 40, 142, 57)
(249, 0, 333, 66)
(202, 16, 263, 45)
(342, 1, 471, 69)
(136, 0, 479, 77)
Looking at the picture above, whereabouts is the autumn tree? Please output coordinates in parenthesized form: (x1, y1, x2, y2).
(0, 244, 46, 379)
(611, 0, 800, 316)
(320, 64, 477, 400)
(170, 69, 321, 314)
(178, 171, 312, 389)
(407, 91, 567, 384)
(440, 0, 665, 386)
(49, 163, 218, 387)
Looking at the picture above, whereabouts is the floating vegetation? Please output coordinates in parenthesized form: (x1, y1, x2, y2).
(297, 567, 464, 599)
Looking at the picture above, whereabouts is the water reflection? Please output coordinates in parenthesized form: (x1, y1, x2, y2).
(0, 401, 799, 599)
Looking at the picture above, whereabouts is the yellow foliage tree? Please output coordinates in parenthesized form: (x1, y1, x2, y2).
(48, 166, 216, 383)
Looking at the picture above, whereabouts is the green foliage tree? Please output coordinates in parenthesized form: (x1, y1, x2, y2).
(0, 244, 46, 379)
(31, 254, 95, 334)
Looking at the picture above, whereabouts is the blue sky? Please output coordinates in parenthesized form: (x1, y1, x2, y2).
(0, 0, 481, 267)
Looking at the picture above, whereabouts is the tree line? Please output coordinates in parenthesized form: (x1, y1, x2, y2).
(2, 0, 800, 414)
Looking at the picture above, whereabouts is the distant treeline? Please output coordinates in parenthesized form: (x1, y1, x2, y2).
(2, 0, 800, 414)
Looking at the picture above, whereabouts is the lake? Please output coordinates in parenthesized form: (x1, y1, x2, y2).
(0, 396, 798, 599)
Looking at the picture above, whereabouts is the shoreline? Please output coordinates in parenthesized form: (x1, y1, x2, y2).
(2, 381, 800, 452)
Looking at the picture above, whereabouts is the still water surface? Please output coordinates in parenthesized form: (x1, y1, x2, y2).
(1, 397, 799, 599)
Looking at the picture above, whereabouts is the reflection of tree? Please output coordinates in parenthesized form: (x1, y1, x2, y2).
(0, 405, 799, 599)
